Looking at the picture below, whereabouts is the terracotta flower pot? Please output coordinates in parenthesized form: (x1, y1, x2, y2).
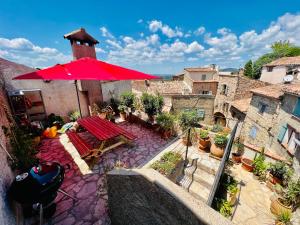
(241, 158, 253, 172)
(210, 143, 224, 158)
(182, 137, 192, 146)
(231, 153, 242, 163)
(270, 197, 292, 216)
(199, 137, 211, 151)
(275, 221, 285, 225)
(120, 112, 127, 120)
(269, 174, 283, 186)
(98, 112, 107, 119)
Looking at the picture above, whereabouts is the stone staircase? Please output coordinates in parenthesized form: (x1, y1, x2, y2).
(178, 148, 220, 203)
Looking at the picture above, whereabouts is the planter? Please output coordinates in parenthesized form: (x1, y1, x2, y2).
(231, 153, 242, 164)
(227, 191, 238, 206)
(266, 179, 275, 191)
(275, 221, 285, 225)
(182, 137, 192, 146)
(270, 197, 292, 216)
(241, 158, 253, 172)
(269, 173, 283, 186)
(210, 143, 224, 158)
(199, 138, 211, 151)
(119, 112, 127, 120)
(98, 112, 107, 119)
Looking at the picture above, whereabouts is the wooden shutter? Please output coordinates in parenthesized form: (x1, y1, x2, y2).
(293, 98, 300, 118)
(277, 123, 287, 142)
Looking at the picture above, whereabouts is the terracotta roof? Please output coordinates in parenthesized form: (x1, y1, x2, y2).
(184, 67, 217, 72)
(282, 83, 300, 96)
(251, 84, 285, 99)
(265, 56, 300, 66)
(64, 28, 99, 44)
(231, 98, 251, 113)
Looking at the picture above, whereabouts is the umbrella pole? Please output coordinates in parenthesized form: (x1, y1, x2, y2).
(74, 80, 82, 118)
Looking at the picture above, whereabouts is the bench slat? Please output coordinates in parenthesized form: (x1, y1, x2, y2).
(66, 131, 92, 158)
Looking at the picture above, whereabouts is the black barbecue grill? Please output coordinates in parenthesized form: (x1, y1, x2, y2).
(9, 162, 65, 220)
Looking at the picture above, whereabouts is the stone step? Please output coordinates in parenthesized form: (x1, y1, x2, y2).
(186, 153, 220, 175)
(179, 176, 210, 202)
(184, 166, 215, 189)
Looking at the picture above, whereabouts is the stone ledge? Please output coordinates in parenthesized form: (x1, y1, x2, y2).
(107, 168, 232, 225)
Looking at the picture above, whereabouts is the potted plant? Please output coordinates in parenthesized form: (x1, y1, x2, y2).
(210, 134, 228, 158)
(227, 183, 239, 206)
(118, 104, 127, 120)
(270, 179, 300, 216)
(241, 158, 254, 172)
(275, 210, 292, 225)
(178, 110, 201, 146)
(68, 110, 80, 122)
(269, 162, 293, 186)
(198, 129, 210, 152)
(231, 137, 244, 163)
(120, 91, 136, 121)
(252, 149, 268, 180)
(141, 93, 164, 123)
(156, 113, 175, 139)
(217, 199, 232, 218)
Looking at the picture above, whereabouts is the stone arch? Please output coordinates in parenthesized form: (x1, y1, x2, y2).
(214, 112, 226, 126)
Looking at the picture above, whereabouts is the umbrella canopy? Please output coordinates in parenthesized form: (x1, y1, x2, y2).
(13, 57, 158, 80)
(13, 57, 158, 118)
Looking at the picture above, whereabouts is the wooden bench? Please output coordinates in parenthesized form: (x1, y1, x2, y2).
(66, 131, 94, 159)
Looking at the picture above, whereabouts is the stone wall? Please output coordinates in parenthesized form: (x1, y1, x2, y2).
(171, 95, 215, 125)
(101, 80, 132, 102)
(192, 82, 218, 96)
(0, 88, 16, 225)
(107, 169, 232, 225)
(235, 76, 267, 100)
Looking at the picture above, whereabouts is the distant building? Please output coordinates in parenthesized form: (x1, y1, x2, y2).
(260, 56, 300, 84)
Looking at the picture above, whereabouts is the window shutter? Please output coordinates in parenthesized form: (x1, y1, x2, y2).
(277, 123, 287, 142)
(293, 98, 300, 118)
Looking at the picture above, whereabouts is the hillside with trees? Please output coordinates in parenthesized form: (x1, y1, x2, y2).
(243, 41, 300, 79)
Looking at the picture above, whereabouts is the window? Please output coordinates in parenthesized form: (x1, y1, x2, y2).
(199, 90, 212, 95)
(278, 124, 300, 155)
(293, 97, 300, 118)
(258, 102, 267, 114)
(267, 66, 274, 72)
(249, 126, 258, 139)
(223, 103, 229, 112)
(221, 84, 228, 95)
(201, 74, 207, 80)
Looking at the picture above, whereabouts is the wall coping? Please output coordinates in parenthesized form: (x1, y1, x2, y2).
(108, 168, 233, 225)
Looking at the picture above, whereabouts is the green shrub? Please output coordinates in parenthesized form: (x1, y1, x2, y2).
(156, 113, 175, 131)
(199, 129, 209, 139)
(151, 152, 182, 176)
(47, 113, 64, 127)
(253, 149, 268, 179)
(214, 134, 228, 148)
(283, 178, 300, 208)
(277, 210, 292, 224)
(68, 110, 80, 122)
(269, 161, 293, 186)
(178, 110, 200, 131)
(118, 104, 126, 113)
(217, 199, 232, 218)
(141, 93, 164, 117)
(211, 124, 224, 133)
(120, 91, 136, 112)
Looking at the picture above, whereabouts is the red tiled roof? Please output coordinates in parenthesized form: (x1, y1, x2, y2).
(184, 67, 217, 72)
(64, 28, 99, 44)
(265, 56, 300, 66)
(231, 98, 251, 113)
(282, 83, 300, 96)
(251, 84, 285, 100)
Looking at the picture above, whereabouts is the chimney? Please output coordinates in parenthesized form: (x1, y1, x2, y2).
(64, 28, 99, 60)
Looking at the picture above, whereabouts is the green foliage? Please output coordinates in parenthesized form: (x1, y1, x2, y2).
(251, 41, 300, 79)
(141, 93, 164, 117)
(277, 210, 292, 224)
(214, 134, 228, 148)
(283, 178, 300, 208)
(178, 110, 201, 131)
(151, 152, 182, 176)
(269, 161, 293, 186)
(68, 110, 80, 122)
(217, 199, 232, 218)
(156, 113, 175, 131)
(3, 126, 38, 171)
(233, 137, 244, 154)
(118, 104, 126, 113)
(199, 129, 209, 139)
(211, 124, 224, 133)
(120, 91, 136, 111)
(244, 60, 253, 78)
(253, 150, 268, 179)
(222, 173, 239, 194)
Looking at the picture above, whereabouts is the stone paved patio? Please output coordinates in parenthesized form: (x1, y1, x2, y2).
(26, 122, 171, 225)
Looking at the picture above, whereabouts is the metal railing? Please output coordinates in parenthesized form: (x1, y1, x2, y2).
(206, 121, 239, 206)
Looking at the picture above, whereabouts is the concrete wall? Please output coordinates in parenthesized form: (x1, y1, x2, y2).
(184, 71, 216, 82)
(0, 89, 16, 225)
(101, 80, 132, 102)
(171, 95, 215, 125)
(107, 169, 232, 225)
(260, 66, 300, 84)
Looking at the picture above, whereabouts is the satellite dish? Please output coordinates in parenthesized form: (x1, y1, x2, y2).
(283, 75, 294, 83)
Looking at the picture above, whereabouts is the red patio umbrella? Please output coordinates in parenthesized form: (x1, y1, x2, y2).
(13, 57, 158, 117)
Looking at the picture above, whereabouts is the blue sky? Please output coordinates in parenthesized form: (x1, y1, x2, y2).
(0, 0, 300, 74)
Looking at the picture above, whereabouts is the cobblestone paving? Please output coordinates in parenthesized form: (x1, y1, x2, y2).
(28, 122, 169, 225)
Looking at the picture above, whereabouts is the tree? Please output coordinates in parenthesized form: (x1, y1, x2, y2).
(244, 60, 253, 78)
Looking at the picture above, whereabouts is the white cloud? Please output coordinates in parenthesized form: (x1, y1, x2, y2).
(148, 20, 183, 38)
(185, 41, 204, 53)
(100, 26, 115, 39)
(194, 26, 205, 36)
(95, 47, 106, 53)
(106, 39, 122, 49)
(137, 19, 143, 24)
